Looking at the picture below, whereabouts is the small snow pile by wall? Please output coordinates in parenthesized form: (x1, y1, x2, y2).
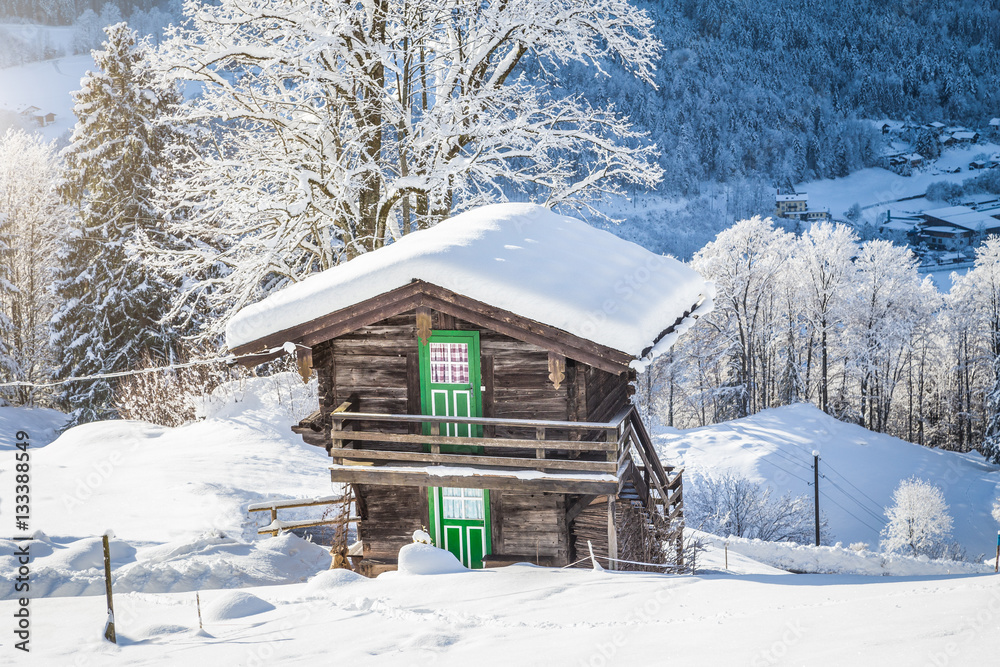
(202, 591, 275, 622)
(303, 568, 367, 595)
(397, 543, 467, 575)
(696, 531, 993, 576)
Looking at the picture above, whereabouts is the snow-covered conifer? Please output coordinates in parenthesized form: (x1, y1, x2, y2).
(50, 23, 181, 425)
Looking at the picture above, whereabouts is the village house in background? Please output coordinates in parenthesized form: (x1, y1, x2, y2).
(226, 204, 711, 574)
(774, 190, 831, 223)
(915, 203, 1000, 251)
(16, 104, 55, 127)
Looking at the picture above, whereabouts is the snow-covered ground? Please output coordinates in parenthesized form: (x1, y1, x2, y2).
(3, 383, 1000, 662)
(656, 404, 1000, 557)
(0, 374, 334, 599)
(21, 561, 1000, 665)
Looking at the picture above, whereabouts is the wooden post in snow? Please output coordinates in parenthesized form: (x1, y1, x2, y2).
(102, 532, 116, 644)
(813, 451, 821, 547)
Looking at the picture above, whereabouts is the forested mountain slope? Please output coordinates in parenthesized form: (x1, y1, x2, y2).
(564, 0, 999, 195)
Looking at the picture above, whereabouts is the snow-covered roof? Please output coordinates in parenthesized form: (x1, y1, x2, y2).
(776, 193, 807, 202)
(952, 131, 977, 140)
(990, 118, 1000, 127)
(226, 204, 713, 367)
(922, 206, 1000, 232)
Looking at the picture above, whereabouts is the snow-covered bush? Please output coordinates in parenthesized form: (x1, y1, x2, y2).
(686, 472, 827, 544)
(115, 349, 247, 427)
(880, 477, 955, 558)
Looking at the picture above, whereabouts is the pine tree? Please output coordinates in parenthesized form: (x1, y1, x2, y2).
(50, 22, 179, 425)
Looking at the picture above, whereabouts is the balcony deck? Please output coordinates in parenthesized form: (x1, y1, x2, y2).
(328, 405, 682, 519)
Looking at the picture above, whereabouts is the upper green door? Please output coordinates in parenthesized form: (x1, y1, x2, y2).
(419, 330, 491, 568)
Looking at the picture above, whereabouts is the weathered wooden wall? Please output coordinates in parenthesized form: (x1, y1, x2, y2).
(569, 495, 611, 567)
(357, 485, 571, 568)
(311, 307, 634, 573)
(491, 491, 569, 564)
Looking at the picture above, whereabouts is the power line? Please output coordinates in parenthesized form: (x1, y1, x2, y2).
(0, 344, 297, 389)
(818, 489, 884, 535)
(822, 460, 887, 515)
(822, 475, 888, 527)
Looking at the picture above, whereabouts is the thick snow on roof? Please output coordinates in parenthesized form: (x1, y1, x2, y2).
(775, 193, 807, 202)
(923, 205, 1000, 231)
(226, 204, 712, 363)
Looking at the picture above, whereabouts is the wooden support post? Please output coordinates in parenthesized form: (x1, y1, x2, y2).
(196, 592, 204, 630)
(270, 507, 278, 537)
(102, 533, 116, 644)
(536, 427, 546, 462)
(607, 495, 618, 571)
(430, 422, 441, 454)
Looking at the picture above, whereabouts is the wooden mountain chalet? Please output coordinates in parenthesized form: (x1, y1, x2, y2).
(227, 204, 712, 574)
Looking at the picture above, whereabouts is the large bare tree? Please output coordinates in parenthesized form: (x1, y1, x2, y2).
(152, 0, 663, 339)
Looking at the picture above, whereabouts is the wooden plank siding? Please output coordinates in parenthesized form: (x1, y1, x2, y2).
(309, 306, 639, 572)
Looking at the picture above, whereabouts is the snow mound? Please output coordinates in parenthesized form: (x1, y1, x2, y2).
(0, 406, 67, 449)
(303, 568, 367, 595)
(0, 533, 331, 599)
(397, 543, 467, 575)
(202, 591, 275, 622)
(130, 623, 192, 639)
(697, 531, 993, 576)
(226, 203, 712, 365)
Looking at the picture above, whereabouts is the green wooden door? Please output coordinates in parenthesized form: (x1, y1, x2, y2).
(420, 330, 491, 568)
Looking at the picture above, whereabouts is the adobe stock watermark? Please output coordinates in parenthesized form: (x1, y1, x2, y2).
(925, 588, 1000, 667)
(750, 620, 807, 666)
(577, 582, 678, 667)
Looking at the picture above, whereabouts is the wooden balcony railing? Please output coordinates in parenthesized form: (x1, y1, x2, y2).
(328, 404, 682, 518)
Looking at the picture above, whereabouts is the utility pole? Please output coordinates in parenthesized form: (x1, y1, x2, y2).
(813, 451, 821, 547)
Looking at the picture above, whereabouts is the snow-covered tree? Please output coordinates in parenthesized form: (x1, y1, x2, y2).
(0, 129, 65, 406)
(51, 23, 181, 425)
(151, 0, 663, 341)
(880, 477, 954, 558)
(687, 471, 828, 544)
(956, 238, 1000, 463)
(690, 216, 793, 417)
(847, 241, 935, 432)
(795, 222, 858, 413)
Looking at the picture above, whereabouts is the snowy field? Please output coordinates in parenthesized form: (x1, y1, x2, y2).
(656, 404, 1000, 558)
(795, 142, 1000, 221)
(2, 381, 1000, 662)
(19, 564, 1000, 666)
(0, 53, 95, 141)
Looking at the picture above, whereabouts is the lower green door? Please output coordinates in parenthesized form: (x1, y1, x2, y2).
(431, 487, 491, 569)
(420, 331, 491, 568)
